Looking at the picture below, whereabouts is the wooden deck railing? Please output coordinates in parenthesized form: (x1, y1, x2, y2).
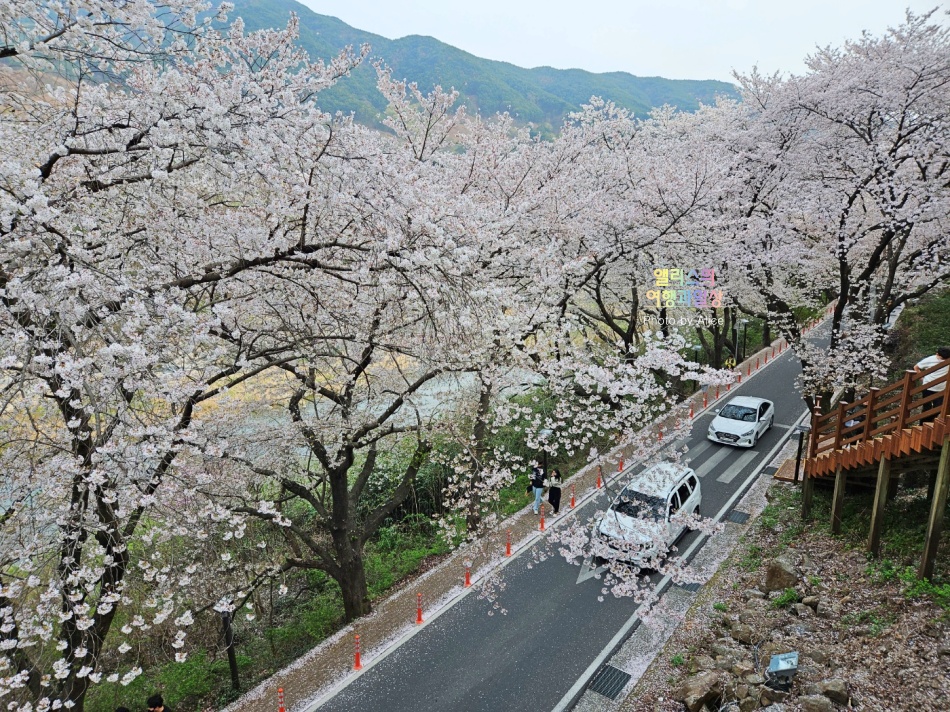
(806, 359, 950, 475)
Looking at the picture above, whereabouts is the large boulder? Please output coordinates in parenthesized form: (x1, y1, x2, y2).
(764, 556, 799, 592)
(800, 694, 835, 712)
(689, 654, 716, 672)
(729, 623, 755, 644)
(818, 678, 849, 704)
(675, 671, 722, 712)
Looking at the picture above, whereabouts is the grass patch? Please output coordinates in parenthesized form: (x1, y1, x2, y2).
(840, 608, 894, 636)
(738, 544, 763, 572)
(771, 588, 800, 608)
(86, 651, 253, 712)
(670, 653, 685, 667)
(712, 602, 728, 612)
(758, 504, 780, 530)
(809, 485, 944, 576)
(866, 559, 950, 611)
(365, 521, 451, 598)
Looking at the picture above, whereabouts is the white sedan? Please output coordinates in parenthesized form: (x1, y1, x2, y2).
(707, 396, 775, 447)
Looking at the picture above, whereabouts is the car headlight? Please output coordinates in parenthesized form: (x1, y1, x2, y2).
(741, 429, 754, 437)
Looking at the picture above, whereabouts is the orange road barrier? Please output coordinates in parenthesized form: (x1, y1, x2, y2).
(506, 529, 512, 557)
(539, 502, 545, 531)
(278, 688, 285, 712)
(464, 564, 471, 588)
(703, 391, 708, 408)
(689, 403, 694, 419)
(597, 464, 603, 488)
(354, 635, 363, 670)
(416, 593, 423, 624)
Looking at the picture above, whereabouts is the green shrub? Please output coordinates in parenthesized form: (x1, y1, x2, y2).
(759, 504, 779, 530)
(771, 588, 800, 608)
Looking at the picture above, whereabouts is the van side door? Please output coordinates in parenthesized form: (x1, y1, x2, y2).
(674, 480, 694, 536)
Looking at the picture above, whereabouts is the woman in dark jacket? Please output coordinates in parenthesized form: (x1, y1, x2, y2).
(547, 468, 563, 515)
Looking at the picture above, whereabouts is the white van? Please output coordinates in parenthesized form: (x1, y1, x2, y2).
(596, 462, 701, 566)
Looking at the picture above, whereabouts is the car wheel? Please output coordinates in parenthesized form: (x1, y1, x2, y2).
(768, 416, 774, 430)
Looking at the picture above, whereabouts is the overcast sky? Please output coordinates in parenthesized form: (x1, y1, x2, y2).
(297, 1, 942, 82)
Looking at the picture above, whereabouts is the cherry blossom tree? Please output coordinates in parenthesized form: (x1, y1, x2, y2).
(721, 10, 950, 402)
(0, 3, 366, 708)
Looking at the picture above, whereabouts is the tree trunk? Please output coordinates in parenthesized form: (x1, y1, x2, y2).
(337, 549, 371, 623)
(467, 376, 493, 533)
(221, 612, 240, 692)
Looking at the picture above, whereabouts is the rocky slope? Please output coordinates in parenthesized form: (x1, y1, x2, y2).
(623, 482, 950, 711)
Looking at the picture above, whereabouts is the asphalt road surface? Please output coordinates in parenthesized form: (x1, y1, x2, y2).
(314, 348, 811, 712)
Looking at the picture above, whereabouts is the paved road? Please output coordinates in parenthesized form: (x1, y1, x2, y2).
(315, 348, 810, 712)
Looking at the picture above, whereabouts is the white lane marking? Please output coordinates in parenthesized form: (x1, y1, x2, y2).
(716, 449, 760, 484)
(692, 446, 734, 478)
(576, 557, 609, 584)
(682, 439, 713, 464)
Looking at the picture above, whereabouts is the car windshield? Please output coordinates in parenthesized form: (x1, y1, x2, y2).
(718, 404, 757, 422)
(612, 489, 665, 521)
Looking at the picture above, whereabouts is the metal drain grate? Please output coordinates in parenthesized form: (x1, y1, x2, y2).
(588, 664, 632, 700)
(677, 582, 702, 592)
(725, 510, 750, 524)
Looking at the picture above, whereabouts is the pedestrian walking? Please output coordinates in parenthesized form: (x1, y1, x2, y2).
(547, 468, 563, 515)
(914, 346, 950, 422)
(529, 466, 545, 514)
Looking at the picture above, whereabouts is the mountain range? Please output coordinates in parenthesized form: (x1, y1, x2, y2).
(226, 0, 739, 132)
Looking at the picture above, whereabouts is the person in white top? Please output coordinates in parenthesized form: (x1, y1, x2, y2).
(914, 346, 950, 422)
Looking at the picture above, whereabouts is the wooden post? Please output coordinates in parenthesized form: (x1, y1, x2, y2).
(896, 369, 916, 431)
(802, 470, 815, 520)
(863, 388, 878, 442)
(833, 401, 846, 450)
(867, 456, 891, 557)
(831, 465, 847, 534)
(919, 436, 950, 580)
(809, 408, 821, 458)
